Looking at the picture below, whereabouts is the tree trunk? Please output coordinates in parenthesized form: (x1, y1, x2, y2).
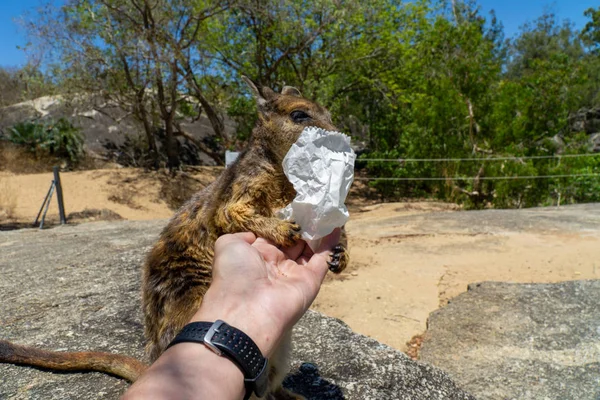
(174, 122, 225, 165)
(136, 97, 159, 169)
(164, 114, 180, 170)
(182, 64, 229, 152)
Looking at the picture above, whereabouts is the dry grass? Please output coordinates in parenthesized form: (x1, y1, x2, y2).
(67, 208, 123, 222)
(0, 141, 113, 174)
(0, 141, 60, 174)
(0, 179, 17, 221)
(158, 172, 204, 210)
(108, 187, 144, 210)
(158, 167, 222, 210)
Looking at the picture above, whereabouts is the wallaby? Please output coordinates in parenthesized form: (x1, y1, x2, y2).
(0, 78, 349, 399)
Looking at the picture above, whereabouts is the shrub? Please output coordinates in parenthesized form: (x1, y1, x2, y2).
(8, 118, 84, 164)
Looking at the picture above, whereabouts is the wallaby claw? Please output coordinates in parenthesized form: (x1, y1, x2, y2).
(327, 243, 348, 273)
(327, 260, 340, 272)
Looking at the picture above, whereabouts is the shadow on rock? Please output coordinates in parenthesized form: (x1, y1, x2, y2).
(283, 362, 345, 400)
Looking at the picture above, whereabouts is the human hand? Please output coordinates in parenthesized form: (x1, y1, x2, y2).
(192, 229, 341, 357)
(123, 230, 341, 400)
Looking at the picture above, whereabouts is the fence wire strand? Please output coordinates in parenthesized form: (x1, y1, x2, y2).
(358, 153, 600, 163)
(355, 173, 600, 182)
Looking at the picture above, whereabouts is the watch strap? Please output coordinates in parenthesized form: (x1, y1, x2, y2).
(167, 320, 269, 399)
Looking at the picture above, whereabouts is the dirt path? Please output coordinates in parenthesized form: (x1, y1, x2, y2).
(314, 203, 600, 351)
(2, 169, 599, 352)
(0, 168, 219, 223)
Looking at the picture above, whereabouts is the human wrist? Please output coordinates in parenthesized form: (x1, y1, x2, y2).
(190, 285, 283, 358)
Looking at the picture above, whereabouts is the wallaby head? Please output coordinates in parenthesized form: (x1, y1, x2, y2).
(242, 76, 337, 161)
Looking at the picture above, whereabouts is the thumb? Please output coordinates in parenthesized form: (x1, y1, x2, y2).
(315, 228, 341, 254)
(307, 228, 341, 281)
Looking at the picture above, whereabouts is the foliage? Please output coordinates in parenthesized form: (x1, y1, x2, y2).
(0, 65, 55, 107)
(16, 0, 600, 208)
(353, 2, 600, 209)
(25, 0, 233, 168)
(582, 7, 600, 53)
(8, 119, 84, 163)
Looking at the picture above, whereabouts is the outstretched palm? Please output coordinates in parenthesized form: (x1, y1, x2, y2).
(198, 230, 340, 356)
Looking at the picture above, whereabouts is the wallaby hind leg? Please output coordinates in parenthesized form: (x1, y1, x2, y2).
(258, 331, 306, 400)
(268, 387, 306, 400)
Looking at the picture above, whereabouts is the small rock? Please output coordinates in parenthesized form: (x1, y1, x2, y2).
(421, 281, 600, 400)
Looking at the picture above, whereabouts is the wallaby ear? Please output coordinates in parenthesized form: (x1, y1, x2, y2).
(282, 86, 302, 97)
(241, 76, 277, 108)
(242, 76, 266, 106)
(261, 86, 278, 101)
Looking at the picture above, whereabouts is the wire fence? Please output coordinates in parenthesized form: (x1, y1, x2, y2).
(357, 153, 600, 163)
(356, 153, 600, 181)
(355, 173, 600, 182)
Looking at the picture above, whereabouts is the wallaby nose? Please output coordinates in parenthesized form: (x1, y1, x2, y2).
(316, 121, 339, 132)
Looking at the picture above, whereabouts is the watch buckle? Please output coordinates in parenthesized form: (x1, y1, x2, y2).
(204, 319, 225, 356)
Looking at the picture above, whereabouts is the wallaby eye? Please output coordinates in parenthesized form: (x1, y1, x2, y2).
(290, 110, 311, 123)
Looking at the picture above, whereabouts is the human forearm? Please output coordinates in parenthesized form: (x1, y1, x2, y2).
(122, 283, 285, 400)
(122, 341, 245, 400)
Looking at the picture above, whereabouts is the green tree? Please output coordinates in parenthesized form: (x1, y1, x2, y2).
(0, 65, 55, 107)
(581, 7, 600, 106)
(582, 6, 600, 53)
(26, 0, 231, 168)
(204, 0, 420, 142)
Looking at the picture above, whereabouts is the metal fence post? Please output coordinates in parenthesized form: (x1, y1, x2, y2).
(39, 182, 55, 230)
(34, 181, 55, 227)
(53, 166, 67, 224)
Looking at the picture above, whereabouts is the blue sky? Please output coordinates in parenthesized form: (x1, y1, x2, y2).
(0, 0, 598, 68)
(477, 0, 597, 38)
(0, 0, 55, 68)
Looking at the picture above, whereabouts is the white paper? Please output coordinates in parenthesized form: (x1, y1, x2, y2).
(278, 126, 356, 251)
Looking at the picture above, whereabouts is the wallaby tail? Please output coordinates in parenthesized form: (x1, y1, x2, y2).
(0, 339, 147, 382)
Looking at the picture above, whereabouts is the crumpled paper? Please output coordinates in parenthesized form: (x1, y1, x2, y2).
(278, 126, 356, 251)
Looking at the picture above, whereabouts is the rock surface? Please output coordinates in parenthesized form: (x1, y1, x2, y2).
(0, 95, 237, 164)
(420, 281, 600, 400)
(0, 220, 475, 400)
(568, 107, 600, 152)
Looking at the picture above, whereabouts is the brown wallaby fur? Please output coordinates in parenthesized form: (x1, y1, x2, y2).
(0, 78, 349, 399)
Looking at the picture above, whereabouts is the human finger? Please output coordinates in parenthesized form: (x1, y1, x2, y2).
(252, 237, 287, 264)
(280, 239, 307, 261)
(215, 232, 257, 252)
(295, 243, 314, 266)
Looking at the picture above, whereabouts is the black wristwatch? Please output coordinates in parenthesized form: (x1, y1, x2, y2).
(167, 320, 269, 399)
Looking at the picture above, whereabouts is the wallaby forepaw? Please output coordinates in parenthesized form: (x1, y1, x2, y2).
(274, 220, 302, 247)
(328, 243, 348, 273)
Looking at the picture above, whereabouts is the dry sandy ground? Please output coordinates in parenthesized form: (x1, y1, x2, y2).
(314, 203, 600, 351)
(0, 168, 219, 223)
(2, 169, 599, 353)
